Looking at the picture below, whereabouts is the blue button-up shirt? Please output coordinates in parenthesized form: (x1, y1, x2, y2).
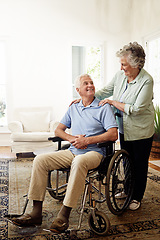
(60, 97, 118, 156)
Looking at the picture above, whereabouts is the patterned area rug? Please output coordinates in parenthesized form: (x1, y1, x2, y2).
(0, 158, 160, 240)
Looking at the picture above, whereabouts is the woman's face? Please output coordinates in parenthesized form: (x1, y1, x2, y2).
(120, 56, 136, 77)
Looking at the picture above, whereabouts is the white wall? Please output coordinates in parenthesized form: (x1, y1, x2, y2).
(130, 0, 160, 44)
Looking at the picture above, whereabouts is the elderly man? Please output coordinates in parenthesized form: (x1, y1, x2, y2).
(12, 74, 118, 233)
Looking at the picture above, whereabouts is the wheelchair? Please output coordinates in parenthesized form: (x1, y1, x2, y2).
(47, 137, 134, 236)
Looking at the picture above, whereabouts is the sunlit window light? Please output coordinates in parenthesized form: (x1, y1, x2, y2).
(0, 41, 7, 127)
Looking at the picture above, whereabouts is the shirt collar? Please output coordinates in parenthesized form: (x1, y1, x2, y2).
(128, 69, 143, 84)
(78, 97, 99, 108)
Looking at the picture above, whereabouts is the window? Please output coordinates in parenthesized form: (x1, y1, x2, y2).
(72, 45, 104, 99)
(145, 37, 160, 106)
(0, 40, 7, 127)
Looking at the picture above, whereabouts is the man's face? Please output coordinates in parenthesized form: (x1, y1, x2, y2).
(76, 76, 95, 98)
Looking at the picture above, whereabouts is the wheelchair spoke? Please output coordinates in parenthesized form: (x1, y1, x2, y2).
(106, 149, 134, 215)
(88, 211, 110, 235)
(47, 170, 68, 200)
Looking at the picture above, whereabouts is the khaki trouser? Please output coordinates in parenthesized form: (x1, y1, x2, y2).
(28, 149, 103, 208)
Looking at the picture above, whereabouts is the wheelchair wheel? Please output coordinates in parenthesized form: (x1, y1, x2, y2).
(105, 149, 134, 215)
(88, 210, 110, 235)
(47, 169, 69, 200)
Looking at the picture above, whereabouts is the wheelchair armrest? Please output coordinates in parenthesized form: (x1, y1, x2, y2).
(48, 136, 64, 142)
(48, 136, 70, 150)
(97, 141, 115, 148)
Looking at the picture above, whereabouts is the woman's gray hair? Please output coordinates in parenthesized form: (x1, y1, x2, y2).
(116, 42, 146, 69)
(74, 74, 92, 89)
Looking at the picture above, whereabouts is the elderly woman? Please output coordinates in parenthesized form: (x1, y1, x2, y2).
(95, 42, 154, 210)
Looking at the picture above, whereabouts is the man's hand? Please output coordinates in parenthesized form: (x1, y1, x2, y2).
(55, 123, 88, 149)
(70, 135, 88, 149)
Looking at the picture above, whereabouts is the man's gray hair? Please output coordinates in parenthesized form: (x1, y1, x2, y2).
(74, 74, 92, 89)
(116, 42, 146, 69)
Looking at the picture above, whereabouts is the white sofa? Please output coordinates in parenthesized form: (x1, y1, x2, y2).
(8, 107, 59, 156)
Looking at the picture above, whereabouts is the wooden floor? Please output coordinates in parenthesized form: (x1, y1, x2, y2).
(0, 146, 160, 172)
(0, 146, 16, 159)
(149, 160, 160, 172)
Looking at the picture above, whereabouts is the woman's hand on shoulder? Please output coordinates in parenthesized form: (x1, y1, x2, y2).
(99, 99, 125, 112)
(99, 98, 113, 106)
(69, 98, 81, 106)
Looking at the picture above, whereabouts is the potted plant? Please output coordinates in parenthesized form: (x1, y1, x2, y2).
(0, 100, 6, 118)
(150, 105, 160, 158)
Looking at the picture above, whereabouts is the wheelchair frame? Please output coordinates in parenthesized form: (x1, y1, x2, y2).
(47, 137, 134, 235)
(4, 137, 134, 236)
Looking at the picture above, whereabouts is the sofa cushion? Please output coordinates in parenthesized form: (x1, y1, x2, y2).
(20, 111, 50, 132)
(11, 132, 54, 142)
(8, 121, 23, 132)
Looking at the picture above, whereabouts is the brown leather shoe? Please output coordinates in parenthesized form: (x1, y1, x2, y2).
(50, 218, 69, 233)
(12, 214, 42, 227)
